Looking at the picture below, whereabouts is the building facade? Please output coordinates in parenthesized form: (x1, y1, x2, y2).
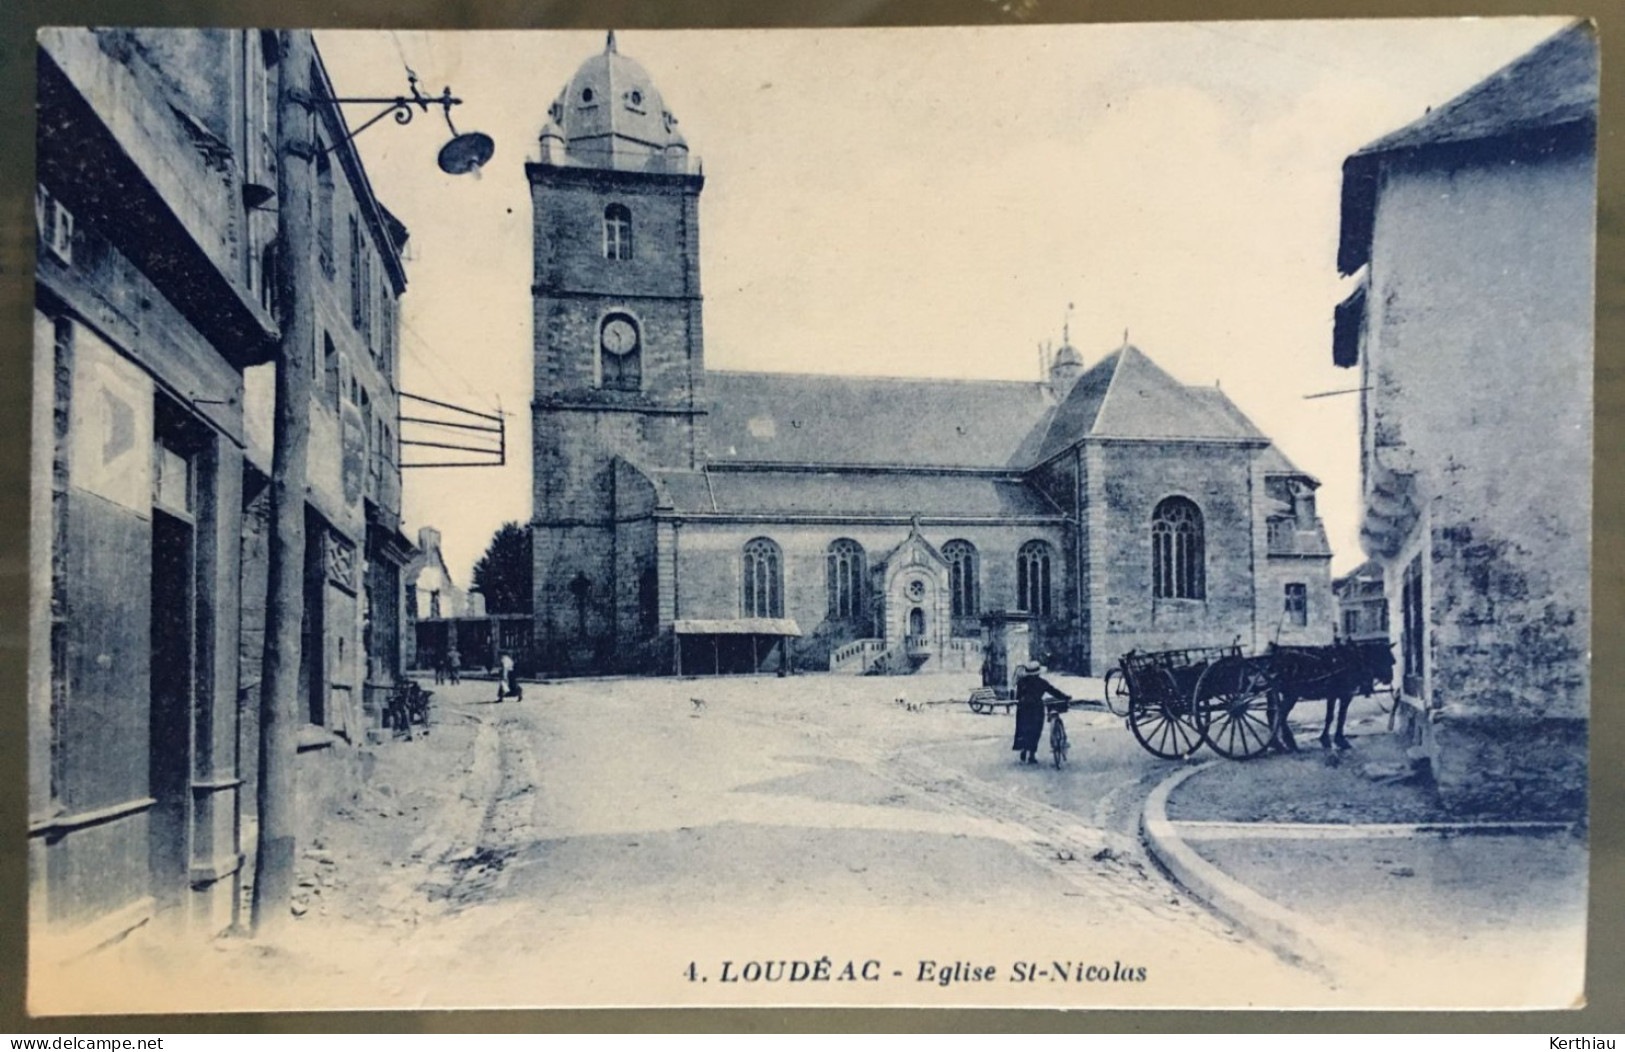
(404, 525, 505, 674)
(530, 36, 1334, 678)
(32, 28, 412, 956)
(1334, 23, 1595, 817)
(1332, 560, 1389, 643)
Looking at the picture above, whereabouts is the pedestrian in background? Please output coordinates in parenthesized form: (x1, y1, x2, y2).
(448, 647, 461, 686)
(1012, 661, 1070, 765)
(496, 651, 520, 703)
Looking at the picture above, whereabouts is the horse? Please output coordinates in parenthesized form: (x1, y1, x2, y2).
(1266, 639, 1396, 752)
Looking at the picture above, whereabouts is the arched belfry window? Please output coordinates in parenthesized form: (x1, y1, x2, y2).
(943, 540, 978, 619)
(826, 539, 866, 621)
(599, 313, 642, 392)
(603, 203, 633, 261)
(742, 538, 783, 619)
(1152, 496, 1206, 599)
(1017, 540, 1053, 618)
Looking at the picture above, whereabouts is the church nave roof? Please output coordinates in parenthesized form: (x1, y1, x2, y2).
(646, 467, 1061, 520)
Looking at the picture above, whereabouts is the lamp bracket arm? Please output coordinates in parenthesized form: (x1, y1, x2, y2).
(286, 85, 464, 158)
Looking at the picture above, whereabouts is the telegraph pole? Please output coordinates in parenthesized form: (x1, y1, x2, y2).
(248, 30, 489, 936)
(253, 29, 317, 936)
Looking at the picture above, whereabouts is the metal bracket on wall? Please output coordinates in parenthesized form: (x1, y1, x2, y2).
(398, 390, 505, 469)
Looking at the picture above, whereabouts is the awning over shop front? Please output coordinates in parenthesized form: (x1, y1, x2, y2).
(673, 618, 802, 637)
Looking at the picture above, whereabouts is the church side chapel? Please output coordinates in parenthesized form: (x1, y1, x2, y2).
(529, 34, 1333, 676)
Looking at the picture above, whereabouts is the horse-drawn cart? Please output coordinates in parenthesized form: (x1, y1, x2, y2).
(1104, 639, 1395, 762)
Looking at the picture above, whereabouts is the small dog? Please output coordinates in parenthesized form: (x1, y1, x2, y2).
(690, 697, 707, 714)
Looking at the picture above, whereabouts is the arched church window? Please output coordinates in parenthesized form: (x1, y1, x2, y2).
(943, 540, 978, 618)
(599, 313, 642, 392)
(1017, 540, 1053, 618)
(1152, 496, 1205, 599)
(826, 539, 866, 621)
(603, 203, 633, 261)
(742, 538, 783, 619)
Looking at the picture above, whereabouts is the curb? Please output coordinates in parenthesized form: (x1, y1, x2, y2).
(1140, 761, 1350, 982)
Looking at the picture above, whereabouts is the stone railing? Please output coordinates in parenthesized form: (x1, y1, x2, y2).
(829, 638, 885, 674)
(938, 637, 984, 671)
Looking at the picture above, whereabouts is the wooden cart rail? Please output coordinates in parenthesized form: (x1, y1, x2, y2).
(1119, 644, 1242, 674)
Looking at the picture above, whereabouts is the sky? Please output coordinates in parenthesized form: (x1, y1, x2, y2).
(317, 18, 1569, 585)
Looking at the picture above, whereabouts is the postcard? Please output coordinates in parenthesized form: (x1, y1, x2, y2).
(27, 18, 1594, 1013)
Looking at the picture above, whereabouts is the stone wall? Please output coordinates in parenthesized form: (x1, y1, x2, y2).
(1256, 558, 1336, 647)
(1360, 136, 1593, 817)
(529, 166, 705, 672)
(1087, 441, 1261, 667)
(667, 519, 1070, 669)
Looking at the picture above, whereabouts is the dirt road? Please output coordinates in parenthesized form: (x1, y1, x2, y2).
(43, 673, 1333, 1013)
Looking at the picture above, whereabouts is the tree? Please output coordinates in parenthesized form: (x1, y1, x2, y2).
(472, 522, 533, 615)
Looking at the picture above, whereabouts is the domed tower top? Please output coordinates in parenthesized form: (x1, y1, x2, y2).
(539, 31, 695, 172)
(1048, 311, 1085, 398)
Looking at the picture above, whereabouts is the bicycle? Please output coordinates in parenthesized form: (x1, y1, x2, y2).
(1048, 701, 1071, 769)
(1102, 668, 1132, 718)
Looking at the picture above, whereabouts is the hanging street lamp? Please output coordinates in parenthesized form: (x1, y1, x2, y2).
(300, 68, 495, 174)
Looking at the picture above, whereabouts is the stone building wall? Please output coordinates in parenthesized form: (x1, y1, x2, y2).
(528, 165, 705, 670)
(1088, 441, 1262, 667)
(666, 519, 1070, 669)
(1360, 140, 1593, 816)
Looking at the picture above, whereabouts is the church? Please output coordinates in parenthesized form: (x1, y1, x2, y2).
(528, 34, 1333, 677)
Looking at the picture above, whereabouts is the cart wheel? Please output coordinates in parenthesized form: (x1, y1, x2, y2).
(969, 699, 989, 715)
(1128, 668, 1209, 760)
(1103, 668, 1133, 718)
(1195, 656, 1274, 760)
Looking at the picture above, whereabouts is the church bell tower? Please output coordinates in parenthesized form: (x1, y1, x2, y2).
(528, 31, 705, 671)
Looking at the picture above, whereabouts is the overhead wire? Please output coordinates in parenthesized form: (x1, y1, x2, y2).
(397, 312, 505, 416)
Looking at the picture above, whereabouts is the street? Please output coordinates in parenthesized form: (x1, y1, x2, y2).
(26, 24, 1598, 1023)
(42, 672, 1343, 1014)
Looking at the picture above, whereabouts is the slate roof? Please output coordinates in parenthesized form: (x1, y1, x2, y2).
(1338, 22, 1597, 275)
(1353, 22, 1597, 160)
(649, 467, 1060, 519)
(1034, 346, 1266, 462)
(1256, 443, 1317, 483)
(703, 371, 1055, 470)
(699, 346, 1273, 503)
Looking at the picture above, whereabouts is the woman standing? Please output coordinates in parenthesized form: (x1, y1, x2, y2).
(1012, 661, 1070, 765)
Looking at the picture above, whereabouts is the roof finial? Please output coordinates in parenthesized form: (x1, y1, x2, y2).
(1063, 301, 1074, 346)
(1122, 327, 1129, 348)
(606, 29, 619, 54)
